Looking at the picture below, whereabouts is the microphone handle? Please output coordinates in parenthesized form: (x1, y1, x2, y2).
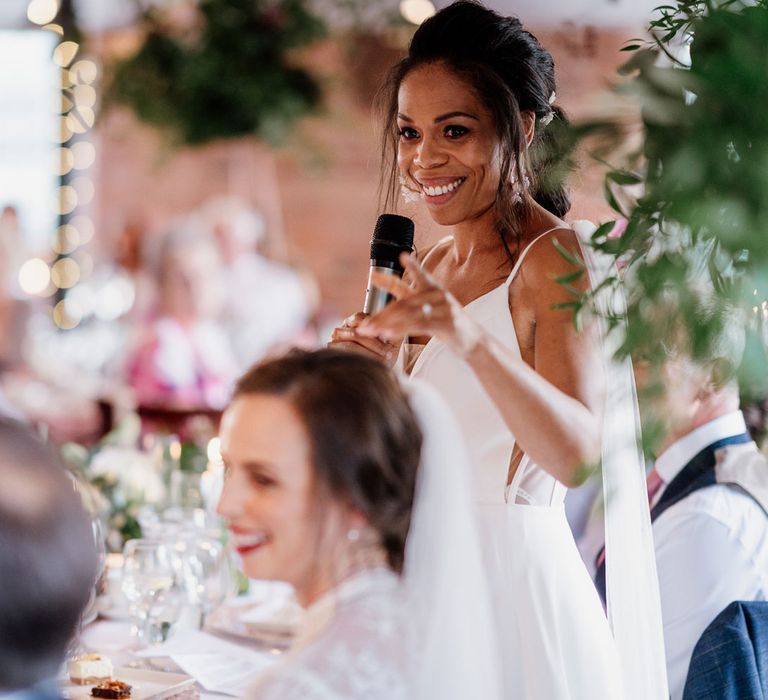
(363, 265, 402, 315)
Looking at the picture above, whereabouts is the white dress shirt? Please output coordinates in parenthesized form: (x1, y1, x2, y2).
(652, 411, 768, 700)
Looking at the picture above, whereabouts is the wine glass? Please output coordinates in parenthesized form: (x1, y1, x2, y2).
(175, 536, 237, 628)
(121, 538, 175, 646)
(66, 514, 108, 657)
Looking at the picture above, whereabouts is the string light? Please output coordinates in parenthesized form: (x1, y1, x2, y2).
(29, 0, 98, 330)
(71, 141, 95, 169)
(18, 258, 51, 296)
(52, 40, 78, 67)
(27, 0, 59, 26)
(51, 257, 80, 288)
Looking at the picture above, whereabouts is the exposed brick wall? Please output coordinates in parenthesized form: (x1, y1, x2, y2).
(91, 25, 640, 319)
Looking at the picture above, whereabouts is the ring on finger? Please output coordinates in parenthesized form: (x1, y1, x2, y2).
(421, 302, 433, 319)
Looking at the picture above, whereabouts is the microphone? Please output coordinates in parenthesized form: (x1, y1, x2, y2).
(363, 214, 415, 315)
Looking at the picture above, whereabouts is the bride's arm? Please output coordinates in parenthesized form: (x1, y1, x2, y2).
(357, 229, 604, 487)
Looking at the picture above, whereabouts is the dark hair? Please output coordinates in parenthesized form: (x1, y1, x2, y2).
(0, 421, 98, 690)
(378, 0, 573, 257)
(232, 349, 422, 574)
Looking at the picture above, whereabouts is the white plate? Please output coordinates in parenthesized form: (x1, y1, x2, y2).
(206, 603, 299, 648)
(60, 667, 195, 700)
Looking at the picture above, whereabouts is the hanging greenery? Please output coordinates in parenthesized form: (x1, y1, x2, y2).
(574, 0, 768, 399)
(105, 0, 327, 145)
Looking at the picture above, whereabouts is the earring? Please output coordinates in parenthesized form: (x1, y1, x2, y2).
(347, 528, 361, 542)
(510, 173, 531, 205)
(399, 174, 421, 203)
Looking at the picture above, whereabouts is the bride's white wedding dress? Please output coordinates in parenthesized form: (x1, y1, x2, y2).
(400, 226, 666, 699)
(251, 567, 409, 700)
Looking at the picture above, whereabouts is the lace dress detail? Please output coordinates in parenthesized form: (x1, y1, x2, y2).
(252, 568, 409, 700)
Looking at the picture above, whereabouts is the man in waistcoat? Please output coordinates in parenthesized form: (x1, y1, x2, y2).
(598, 343, 768, 700)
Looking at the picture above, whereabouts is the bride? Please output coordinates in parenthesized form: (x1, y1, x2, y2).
(334, 2, 668, 698)
(217, 348, 502, 699)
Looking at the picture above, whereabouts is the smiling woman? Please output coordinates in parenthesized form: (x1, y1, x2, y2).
(216, 348, 503, 699)
(329, 1, 668, 698)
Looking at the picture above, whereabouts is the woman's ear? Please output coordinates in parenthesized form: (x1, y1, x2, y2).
(521, 111, 536, 147)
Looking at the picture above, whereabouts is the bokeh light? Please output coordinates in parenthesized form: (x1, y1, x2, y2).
(69, 59, 98, 85)
(53, 298, 83, 329)
(27, 0, 59, 26)
(71, 176, 94, 205)
(54, 146, 74, 176)
(73, 84, 96, 109)
(56, 185, 78, 214)
(53, 40, 79, 68)
(70, 215, 94, 243)
(18, 258, 51, 296)
(56, 115, 73, 143)
(51, 257, 81, 289)
(400, 0, 435, 25)
(71, 141, 96, 169)
(53, 224, 80, 255)
(74, 251, 94, 280)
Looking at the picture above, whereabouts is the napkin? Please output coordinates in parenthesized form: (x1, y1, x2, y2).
(135, 629, 278, 696)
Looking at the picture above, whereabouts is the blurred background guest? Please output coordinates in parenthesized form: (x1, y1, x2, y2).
(0, 419, 98, 699)
(196, 196, 317, 371)
(126, 223, 238, 413)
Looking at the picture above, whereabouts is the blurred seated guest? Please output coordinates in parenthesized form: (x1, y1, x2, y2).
(0, 419, 98, 698)
(197, 197, 316, 369)
(217, 349, 502, 700)
(127, 224, 238, 412)
(596, 338, 768, 700)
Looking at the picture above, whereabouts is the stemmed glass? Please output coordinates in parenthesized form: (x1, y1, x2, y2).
(66, 514, 108, 657)
(175, 536, 237, 629)
(121, 538, 175, 647)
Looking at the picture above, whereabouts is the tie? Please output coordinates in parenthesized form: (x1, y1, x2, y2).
(646, 468, 664, 507)
(595, 467, 663, 570)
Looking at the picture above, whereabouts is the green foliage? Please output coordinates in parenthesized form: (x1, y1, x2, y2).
(105, 0, 327, 145)
(582, 0, 768, 398)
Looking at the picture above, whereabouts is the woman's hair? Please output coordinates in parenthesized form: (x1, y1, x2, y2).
(377, 0, 573, 257)
(232, 349, 422, 574)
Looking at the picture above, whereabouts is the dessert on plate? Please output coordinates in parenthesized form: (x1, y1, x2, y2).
(90, 680, 131, 699)
(68, 655, 113, 686)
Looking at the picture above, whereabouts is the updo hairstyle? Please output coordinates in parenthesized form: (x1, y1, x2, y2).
(232, 349, 422, 574)
(378, 0, 573, 257)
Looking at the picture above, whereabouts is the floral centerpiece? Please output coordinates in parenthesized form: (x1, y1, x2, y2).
(63, 414, 167, 551)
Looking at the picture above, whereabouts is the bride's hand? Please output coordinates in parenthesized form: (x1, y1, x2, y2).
(357, 253, 484, 358)
(328, 312, 400, 366)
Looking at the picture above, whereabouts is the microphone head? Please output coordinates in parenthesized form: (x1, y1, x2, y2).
(370, 214, 415, 267)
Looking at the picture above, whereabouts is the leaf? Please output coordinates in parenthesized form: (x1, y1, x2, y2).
(554, 269, 585, 285)
(552, 238, 586, 268)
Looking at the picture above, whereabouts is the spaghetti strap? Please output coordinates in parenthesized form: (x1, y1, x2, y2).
(504, 226, 567, 288)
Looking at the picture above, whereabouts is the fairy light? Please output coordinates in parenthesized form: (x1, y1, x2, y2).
(399, 0, 436, 25)
(27, 0, 59, 25)
(18, 258, 51, 296)
(28, 0, 100, 329)
(51, 257, 80, 288)
(71, 141, 95, 169)
(52, 40, 78, 67)
(69, 214, 94, 243)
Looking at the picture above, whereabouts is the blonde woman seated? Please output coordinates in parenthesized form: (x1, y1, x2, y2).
(216, 349, 501, 700)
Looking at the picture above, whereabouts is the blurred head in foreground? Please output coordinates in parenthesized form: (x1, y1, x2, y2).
(0, 421, 97, 691)
(217, 349, 422, 606)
